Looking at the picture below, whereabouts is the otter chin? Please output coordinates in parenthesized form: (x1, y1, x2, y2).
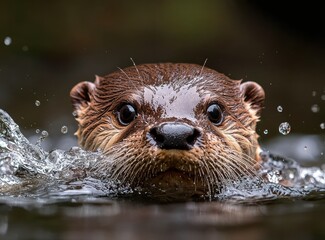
(70, 63, 265, 201)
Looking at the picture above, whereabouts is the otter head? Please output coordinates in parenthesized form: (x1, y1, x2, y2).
(70, 63, 265, 201)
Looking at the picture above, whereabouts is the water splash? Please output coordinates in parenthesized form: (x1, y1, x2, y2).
(0, 109, 325, 202)
(0, 109, 128, 197)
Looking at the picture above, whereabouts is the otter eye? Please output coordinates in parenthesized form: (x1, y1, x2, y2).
(207, 103, 223, 125)
(116, 104, 137, 126)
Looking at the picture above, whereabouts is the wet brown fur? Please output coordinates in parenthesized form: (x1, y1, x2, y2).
(70, 63, 265, 200)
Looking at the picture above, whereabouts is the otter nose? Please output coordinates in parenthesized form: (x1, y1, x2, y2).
(149, 123, 201, 150)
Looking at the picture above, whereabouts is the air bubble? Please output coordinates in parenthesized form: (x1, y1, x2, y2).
(35, 129, 40, 134)
(312, 91, 317, 97)
(304, 146, 308, 151)
(311, 104, 320, 113)
(61, 126, 68, 134)
(277, 106, 283, 112)
(263, 129, 268, 135)
(4, 36, 12, 46)
(279, 122, 291, 135)
(35, 100, 40, 107)
(321, 95, 325, 101)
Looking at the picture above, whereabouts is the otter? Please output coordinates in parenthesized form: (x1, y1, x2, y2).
(70, 63, 265, 200)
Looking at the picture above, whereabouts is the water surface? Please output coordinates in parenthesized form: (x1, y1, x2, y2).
(1, 109, 325, 240)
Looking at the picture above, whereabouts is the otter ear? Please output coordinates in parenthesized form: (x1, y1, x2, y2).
(70, 81, 96, 111)
(240, 81, 265, 116)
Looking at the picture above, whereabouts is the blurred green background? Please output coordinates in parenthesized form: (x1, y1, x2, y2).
(0, 0, 324, 147)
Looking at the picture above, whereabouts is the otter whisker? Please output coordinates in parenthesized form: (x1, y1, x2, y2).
(217, 155, 244, 181)
(120, 154, 147, 182)
(107, 148, 144, 182)
(117, 67, 131, 80)
(226, 148, 260, 169)
(111, 159, 134, 182)
(199, 58, 208, 77)
(196, 162, 208, 194)
(209, 148, 242, 180)
(199, 164, 213, 199)
(130, 57, 144, 84)
(127, 157, 149, 185)
(228, 150, 262, 180)
(218, 150, 258, 181)
(117, 159, 139, 184)
(205, 159, 226, 184)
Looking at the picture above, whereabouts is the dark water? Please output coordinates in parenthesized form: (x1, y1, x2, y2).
(1, 196, 325, 240)
(1, 108, 325, 240)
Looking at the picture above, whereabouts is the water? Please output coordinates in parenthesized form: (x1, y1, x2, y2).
(1, 108, 325, 239)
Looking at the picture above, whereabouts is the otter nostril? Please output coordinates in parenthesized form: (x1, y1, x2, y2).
(149, 127, 165, 145)
(186, 128, 201, 146)
(148, 123, 200, 150)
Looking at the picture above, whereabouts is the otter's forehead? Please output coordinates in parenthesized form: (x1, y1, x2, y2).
(143, 82, 201, 120)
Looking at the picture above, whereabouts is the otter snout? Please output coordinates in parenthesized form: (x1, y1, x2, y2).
(149, 123, 201, 150)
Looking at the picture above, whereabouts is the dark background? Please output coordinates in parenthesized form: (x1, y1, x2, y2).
(0, 0, 324, 149)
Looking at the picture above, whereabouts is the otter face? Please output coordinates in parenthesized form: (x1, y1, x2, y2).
(70, 63, 265, 200)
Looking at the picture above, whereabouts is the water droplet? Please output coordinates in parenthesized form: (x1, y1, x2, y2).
(35, 100, 40, 107)
(4, 36, 12, 46)
(72, 111, 78, 117)
(277, 106, 283, 112)
(267, 170, 281, 183)
(311, 104, 320, 113)
(35, 129, 40, 134)
(320, 123, 325, 130)
(321, 95, 325, 101)
(61, 126, 68, 134)
(22, 45, 29, 51)
(279, 122, 291, 135)
(263, 129, 268, 135)
(287, 169, 296, 179)
(0, 141, 8, 149)
(41, 130, 49, 138)
(312, 91, 317, 97)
